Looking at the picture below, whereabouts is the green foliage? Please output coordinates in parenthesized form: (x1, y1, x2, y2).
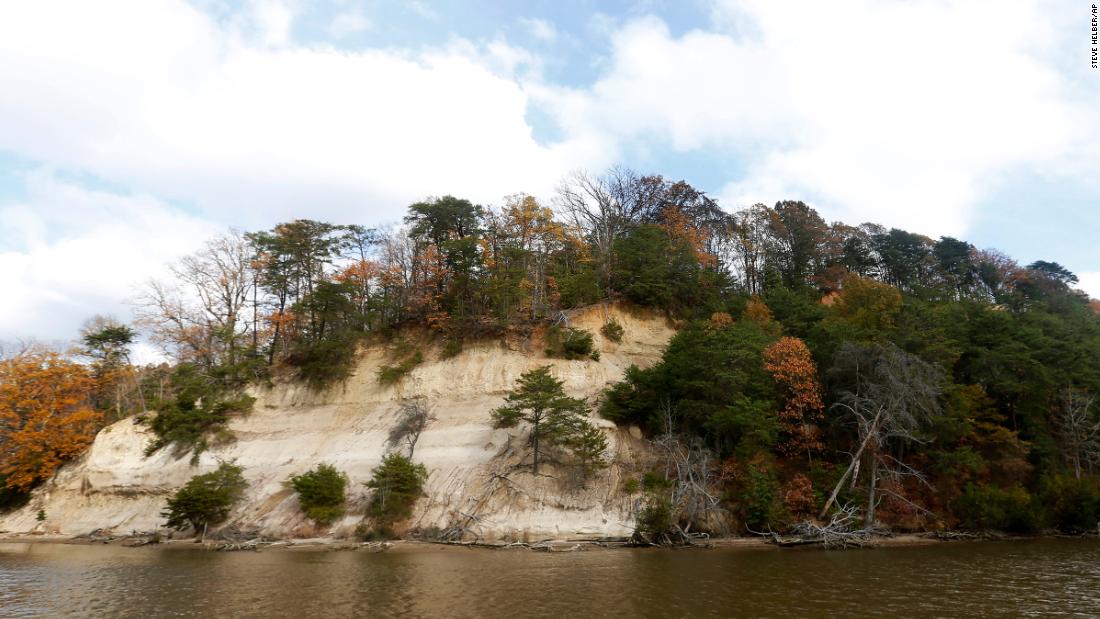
(544, 325, 596, 360)
(1038, 475, 1100, 532)
(36, 509, 46, 522)
(622, 478, 640, 494)
(288, 463, 348, 525)
(635, 496, 675, 541)
(145, 364, 254, 464)
(287, 330, 360, 388)
(366, 453, 428, 524)
(953, 483, 1039, 533)
(642, 471, 673, 490)
(601, 320, 778, 454)
(162, 461, 248, 531)
(440, 338, 463, 359)
(600, 318, 624, 342)
(734, 459, 786, 531)
(491, 366, 605, 475)
(377, 349, 423, 385)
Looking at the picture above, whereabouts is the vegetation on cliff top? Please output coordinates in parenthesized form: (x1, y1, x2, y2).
(1, 166, 1098, 538)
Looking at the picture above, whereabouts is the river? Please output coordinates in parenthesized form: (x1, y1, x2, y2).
(1, 538, 1098, 617)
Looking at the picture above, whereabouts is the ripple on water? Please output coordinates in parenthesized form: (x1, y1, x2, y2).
(1, 539, 1099, 618)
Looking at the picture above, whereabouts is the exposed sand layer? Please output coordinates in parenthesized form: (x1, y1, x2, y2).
(0, 304, 674, 541)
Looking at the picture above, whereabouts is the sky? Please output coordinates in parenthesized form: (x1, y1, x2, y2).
(1, 0, 1098, 353)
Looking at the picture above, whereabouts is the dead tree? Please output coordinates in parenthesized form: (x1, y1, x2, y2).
(387, 398, 436, 458)
(821, 342, 943, 527)
(650, 399, 726, 536)
(1056, 388, 1100, 479)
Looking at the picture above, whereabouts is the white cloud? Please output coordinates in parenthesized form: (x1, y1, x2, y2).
(328, 9, 372, 39)
(520, 17, 557, 42)
(0, 171, 219, 342)
(543, 1, 1094, 236)
(0, 0, 1095, 343)
(0, 0, 596, 232)
(248, 0, 295, 47)
(1078, 272, 1100, 301)
(0, 0, 608, 342)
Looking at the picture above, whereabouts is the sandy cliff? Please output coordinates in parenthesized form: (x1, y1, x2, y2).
(0, 305, 674, 541)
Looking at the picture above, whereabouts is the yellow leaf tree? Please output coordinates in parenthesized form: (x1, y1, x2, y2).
(0, 350, 102, 491)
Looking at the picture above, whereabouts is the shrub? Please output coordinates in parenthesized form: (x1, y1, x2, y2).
(953, 483, 1039, 533)
(622, 478, 640, 494)
(741, 463, 784, 530)
(287, 332, 360, 387)
(1038, 475, 1100, 532)
(366, 453, 428, 524)
(162, 461, 248, 532)
(288, 463, 348, 525)
(356, 522, 396, 541)
(635, 496, 675, 542)
(145, 365, 254, 464)
(377, 350, 423, 385)
(601, 319, 624, 343)
(544, 325, 595, 360)
(642, 471, 673, 490)
(440, 339, 463, 360)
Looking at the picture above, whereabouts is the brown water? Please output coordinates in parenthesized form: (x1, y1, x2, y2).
(1, 539, 1098, 618)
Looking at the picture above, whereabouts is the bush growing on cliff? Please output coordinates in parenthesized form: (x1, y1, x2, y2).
(366, 453, 428, 524)
(600, 318, 624, 343)
(162, 461, 248, 532)
(544, 325, 596, 360)
(377, 347, 424, 385)
(145, 364, 254, 465)
(288, 463, 348, 526)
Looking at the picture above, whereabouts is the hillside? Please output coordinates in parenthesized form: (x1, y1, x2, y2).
(0, 305, 673, 540)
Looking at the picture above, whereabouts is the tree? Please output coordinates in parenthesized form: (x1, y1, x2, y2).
(80, 315, 140, 420)
(556, 167, 651, 293)
(873, 228, 933, 292)
(387, 398, 435, 458)
(1055, 389, 1100, 479)
(763, 337, 825, 459)
(0, 350, 102, 491)
(828, 274, 903, 335)
(767, 200, 828, 289)
(491, 365, 599, 474)
(822, 342, 944, 525)
(162, 460, 248, 532)
(136, 231, 256, 370)
(366, 453, 428, 524)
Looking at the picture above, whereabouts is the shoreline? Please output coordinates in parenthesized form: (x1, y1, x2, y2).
(3, 531, 1092, 554)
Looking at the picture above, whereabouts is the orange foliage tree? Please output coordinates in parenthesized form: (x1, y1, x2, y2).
(763, 336, 825, 458)
(0, 351, 102, 491)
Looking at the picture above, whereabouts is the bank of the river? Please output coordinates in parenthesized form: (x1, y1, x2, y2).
(2, 530, 1082, 554)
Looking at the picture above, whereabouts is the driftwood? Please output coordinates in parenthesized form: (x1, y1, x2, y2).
(755, 504, 875, 549)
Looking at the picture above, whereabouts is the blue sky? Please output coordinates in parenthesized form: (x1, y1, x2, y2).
(0, 0, 1097, 348)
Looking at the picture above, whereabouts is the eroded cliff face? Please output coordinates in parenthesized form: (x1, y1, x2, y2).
(0, 305, 674, 541)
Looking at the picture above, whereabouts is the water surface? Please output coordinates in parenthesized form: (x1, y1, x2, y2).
(2, 538, 1098, 617)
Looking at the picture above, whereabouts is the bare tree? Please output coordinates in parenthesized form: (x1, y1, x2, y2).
(555, 167, 653, 291)
(821, 342, 943, 527)
(648, 399, 725, 538)
(135, 230, 255, 368)
(1056, 388, 1100, 479)
(388, 398, 436, 458)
